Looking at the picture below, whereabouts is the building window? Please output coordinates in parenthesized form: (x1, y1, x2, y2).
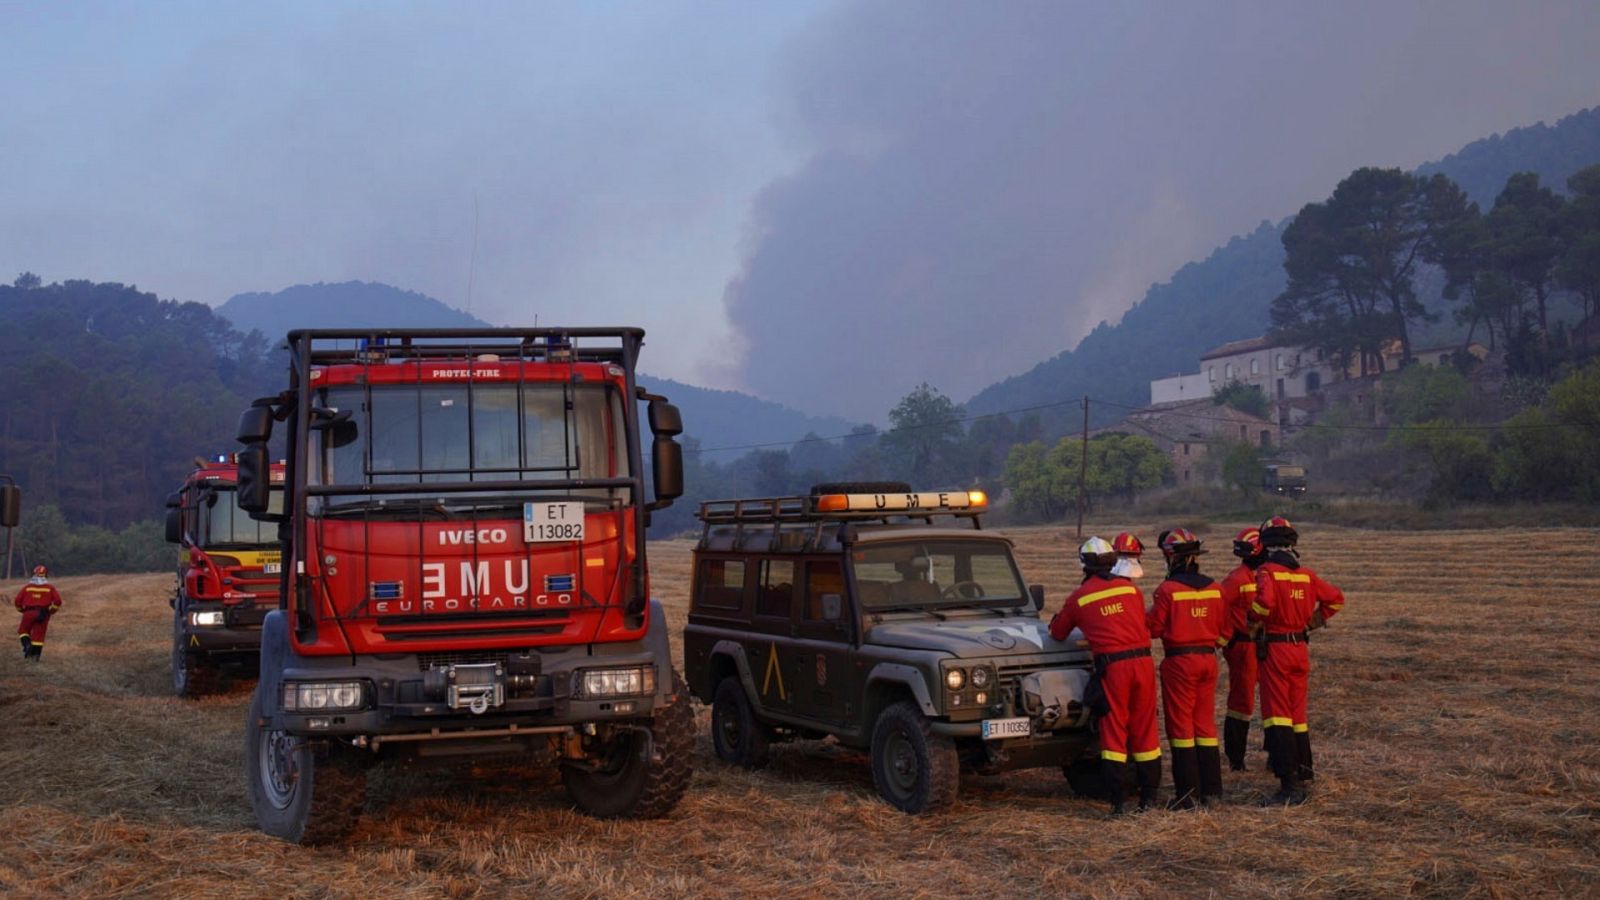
(1208, 366, 1215, 383)
(1250, 358, 1260, 376)
(1238, 425, 1246, 440)
(1306, 372, 1321, 392)
(1182, 443, 1190, 456)
(1260, 429, 1271, 448)
(1224, 363, 1234, 379)
(1183, 469, 1190, 483)
(1276, 354, 1285, 371)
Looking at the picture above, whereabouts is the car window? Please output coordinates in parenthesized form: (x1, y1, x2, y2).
(804, 560, 844, 621)
(756, 559, 794, 618)
(696, 558, 746, 611)
(851, 541, 1025, 609)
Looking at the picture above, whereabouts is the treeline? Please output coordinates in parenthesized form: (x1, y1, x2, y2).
(5, 504, 172, 577)
(1273, 164, 1600, 379)
(0, 276, 278, 530)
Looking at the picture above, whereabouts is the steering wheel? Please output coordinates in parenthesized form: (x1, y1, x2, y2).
(941, 580, 986, 600)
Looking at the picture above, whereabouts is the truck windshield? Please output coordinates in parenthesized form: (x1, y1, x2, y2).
(851, 540, 1027, 610)
(310, 382, 630, 513)
(203, 487, 282, 547)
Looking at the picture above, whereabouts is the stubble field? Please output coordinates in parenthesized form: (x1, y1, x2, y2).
(1, 523, 1597, 898)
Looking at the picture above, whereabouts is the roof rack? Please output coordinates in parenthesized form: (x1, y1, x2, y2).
(696, 490, 986, 552)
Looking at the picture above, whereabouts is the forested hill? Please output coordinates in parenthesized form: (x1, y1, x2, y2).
(218, 281, 491, 335)
(0, 278, 276, 529)
(965, 105, 1600, 433)
(635, 375, 857, 457)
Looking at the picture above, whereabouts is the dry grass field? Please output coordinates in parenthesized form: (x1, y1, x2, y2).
(1, 523, 1597, 898)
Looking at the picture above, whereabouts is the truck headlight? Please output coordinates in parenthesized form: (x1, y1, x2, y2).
(945, 667, 966, 691)
(970, 666, 991, 689)
(282, 681, 368, 712)
(576, 666, 656, 699)
(189, 611, 226, 627)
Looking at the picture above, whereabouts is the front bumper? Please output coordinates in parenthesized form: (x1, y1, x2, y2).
(183, 601, 272, 654)
(270, 645, 668, 739)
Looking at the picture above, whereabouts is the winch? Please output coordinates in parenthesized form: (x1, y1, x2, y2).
(424, 662, 506, 715)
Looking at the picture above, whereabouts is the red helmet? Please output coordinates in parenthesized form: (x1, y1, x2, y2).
(1232, 527, 1263, 558)
(1157, 527, 1204, 560)
(1111, 532, 1144, 557)
(1259, 516, 1298, 548)
(32, 565, 47, 577)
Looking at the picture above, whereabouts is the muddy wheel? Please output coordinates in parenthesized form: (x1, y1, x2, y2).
(870, 701, 958, 814)
(563, 670, 693, 819)
(244, 685, 366, 844)
(172, 608, 218, 698)
(711, 676, 770, 769)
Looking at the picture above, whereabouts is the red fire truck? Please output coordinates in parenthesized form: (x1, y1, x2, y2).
(163, 456, 285, 696)
(232, 328, 690, 843)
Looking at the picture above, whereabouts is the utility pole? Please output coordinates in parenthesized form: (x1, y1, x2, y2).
(0, 475, 19, 581)
(1076, 396, 1088, 540)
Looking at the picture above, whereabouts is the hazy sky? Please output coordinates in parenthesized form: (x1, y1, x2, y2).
(4, 2, 1598, 420)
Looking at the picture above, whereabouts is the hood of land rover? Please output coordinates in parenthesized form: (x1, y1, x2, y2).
(864, 614, 1087, 660)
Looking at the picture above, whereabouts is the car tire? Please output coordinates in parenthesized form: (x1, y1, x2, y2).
(172, 608, 219, 698)
(563, 670, 693, 819)
(711, 676, 771, 769)
(244, 685, 366, 845)
(870, 700, 959, 814)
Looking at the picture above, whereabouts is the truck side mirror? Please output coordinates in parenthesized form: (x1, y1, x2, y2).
(164, 508, 182, 544)
(649, 437, 684, 509)
(236, 444, 271, 514)
(647, 400, 683, 437)
(0, 484, 21, 528)
(237, 403, 275, 444)
(1028, 584, 1046, 613)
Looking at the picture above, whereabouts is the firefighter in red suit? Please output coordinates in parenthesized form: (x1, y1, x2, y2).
(15, 565, 63, 662)
(1146, 528, 1226, 809)
(1049, 537, 1161, 815)
(1249, 516, 1344, 805)
(1218, 527, 1266, 771)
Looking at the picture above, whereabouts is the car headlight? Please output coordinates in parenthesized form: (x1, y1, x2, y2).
(945, 667, 966, 691)
(281, 681, 368, 712)
(189, 610, 226, 627)
(970, 666, 991, 689)
(577, 666, 656, 699)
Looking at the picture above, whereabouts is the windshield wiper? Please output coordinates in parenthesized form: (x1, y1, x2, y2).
(872, 606, 948, 620)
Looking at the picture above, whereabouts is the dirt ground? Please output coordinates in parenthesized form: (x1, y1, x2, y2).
(1, 523, 1597, 898)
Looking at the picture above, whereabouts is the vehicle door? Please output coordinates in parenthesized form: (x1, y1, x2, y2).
(791, 559, 855, 725)
(747, 557, 797, 716)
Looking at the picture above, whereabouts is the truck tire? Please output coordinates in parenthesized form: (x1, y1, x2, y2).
(244, 686, 366, 844)
(870, 701, 959, 814)
(172, 609, 219, 698)
(562, 670, 693, 819)
(711, 676, 771, 769)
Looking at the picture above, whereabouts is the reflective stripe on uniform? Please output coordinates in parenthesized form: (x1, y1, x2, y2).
(1225, 710, 1251, 722)
(1293, 723, 1308, 733)
(1101, 749, 1128, 763)
(1271, 572, 1311, 583)
(1263, 717, 1293, 727)
(1170, 738, 1195, 749)
(1251, 602, 1270, 615)
(1133, 748, 1162, 762)
(1172, 590, 1222, 601)
(1239, 584, 1257, 594)
(1196, 737, 1219, 747)
(1078, 585, 1138, 607)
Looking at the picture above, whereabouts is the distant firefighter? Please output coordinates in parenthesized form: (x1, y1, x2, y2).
(15, 565, 63, 662)
(1250, 517, 1345, 805)
(1146, 528, 1226, 809)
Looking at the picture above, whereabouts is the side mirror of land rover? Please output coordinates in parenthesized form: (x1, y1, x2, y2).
(1029, 583, 1046, 613)
(236, 444, 271, 515)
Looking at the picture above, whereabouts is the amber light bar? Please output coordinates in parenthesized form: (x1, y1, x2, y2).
(815, 491, 987, 513)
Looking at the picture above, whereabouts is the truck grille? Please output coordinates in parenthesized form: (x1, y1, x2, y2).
(417, 649, 519, 671)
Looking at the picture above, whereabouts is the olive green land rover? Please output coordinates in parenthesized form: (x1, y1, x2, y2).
(683, 483, 1102, 813)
